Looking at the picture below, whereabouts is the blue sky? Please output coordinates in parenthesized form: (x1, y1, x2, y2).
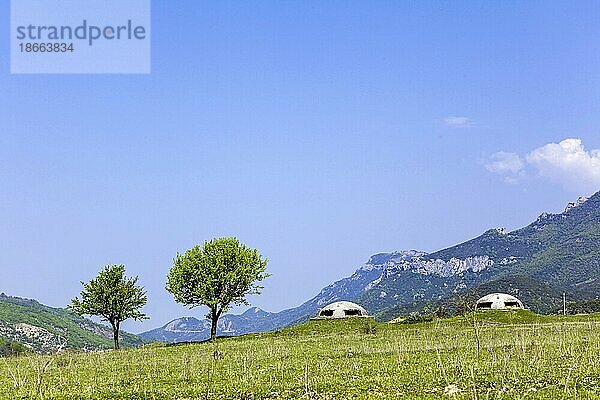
(2, 1, 600, 332)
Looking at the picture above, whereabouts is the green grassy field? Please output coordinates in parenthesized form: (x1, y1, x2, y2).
(2, 311, 600, 399)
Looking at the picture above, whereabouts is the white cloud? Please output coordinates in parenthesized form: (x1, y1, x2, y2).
(485, 152, 524, 174)
(444, 116, 472, 128)
(526, 138, 600, 192)
(484, 152, 525, 183)
(485, 138, 600, 193)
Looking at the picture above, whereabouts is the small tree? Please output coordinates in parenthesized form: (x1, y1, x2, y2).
(70, 265, 148, 349)
(166, 237, 269, 340)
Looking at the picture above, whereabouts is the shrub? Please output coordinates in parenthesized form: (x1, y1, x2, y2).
(403, 312, 434, 324)
(0, 339, 30, 357)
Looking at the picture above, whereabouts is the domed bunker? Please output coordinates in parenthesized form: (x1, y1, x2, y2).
(475, 293, 524, 310)
(311, 301, 370, 319)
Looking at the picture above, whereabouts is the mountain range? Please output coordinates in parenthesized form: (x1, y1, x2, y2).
(140, 192, 600, 342)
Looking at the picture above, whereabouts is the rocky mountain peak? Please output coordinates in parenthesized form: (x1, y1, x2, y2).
(380, 255, 494, 279)
(362, 250, 427, 271)
(164, 317, 206, 332)
(537, 212, 551, 221)
(241, 307, 270, 317)
(564, 196, 589, 213)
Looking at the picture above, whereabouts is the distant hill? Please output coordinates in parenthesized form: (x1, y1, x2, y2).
(0, 294, 146, 353)
(142, 192, 600, 342)
(140, 308, 274, 343)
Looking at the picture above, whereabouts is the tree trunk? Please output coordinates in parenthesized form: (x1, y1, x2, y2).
(111, 321, 120, 350)
(210, 310, 219, 341)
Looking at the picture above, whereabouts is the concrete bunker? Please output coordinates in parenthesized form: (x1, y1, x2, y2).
(312, 301, 370, 319)
(475, 293, 524, 310)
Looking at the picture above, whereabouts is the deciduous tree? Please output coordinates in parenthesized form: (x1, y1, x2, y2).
(70, 265, 148, 349)
(166, 237, 269, 340)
